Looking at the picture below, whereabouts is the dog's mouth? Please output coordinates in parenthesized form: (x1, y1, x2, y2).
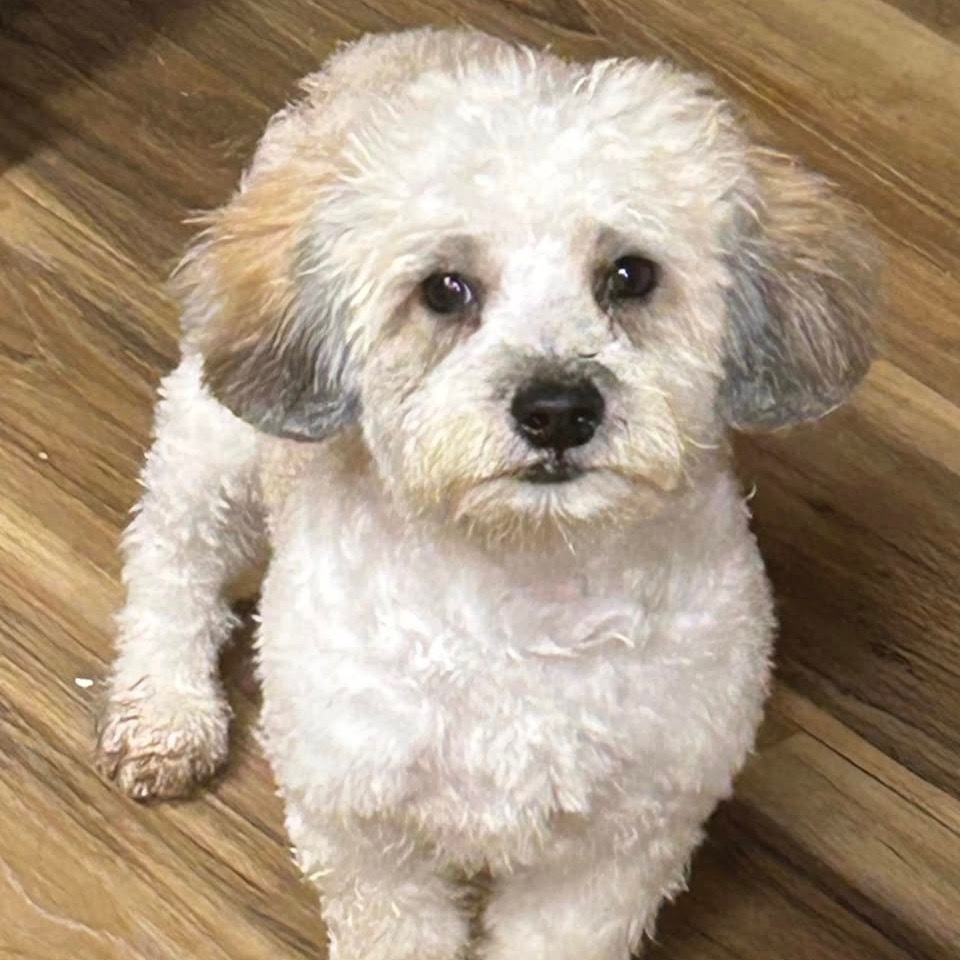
(519, 458, 585, 484)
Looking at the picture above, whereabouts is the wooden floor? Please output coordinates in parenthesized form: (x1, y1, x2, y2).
(1, 0, 958, 957)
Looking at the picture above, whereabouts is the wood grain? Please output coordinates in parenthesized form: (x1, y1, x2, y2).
(1, 0, 958, 957)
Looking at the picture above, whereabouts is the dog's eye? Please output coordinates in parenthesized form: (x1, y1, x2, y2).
(421, 273, 475, 315)
(605, 256, 659, 302)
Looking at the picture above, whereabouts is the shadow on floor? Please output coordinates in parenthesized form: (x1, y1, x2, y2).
(0, 0, 202, 171)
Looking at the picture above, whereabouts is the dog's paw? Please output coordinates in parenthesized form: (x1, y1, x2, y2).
(95, 683, 230, 801)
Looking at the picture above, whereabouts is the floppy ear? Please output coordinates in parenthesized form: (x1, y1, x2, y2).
(720, 148, 879, 431)
(176, 155, 359, 442)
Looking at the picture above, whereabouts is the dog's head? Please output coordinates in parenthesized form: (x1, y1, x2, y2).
(179, 29, 878, 533)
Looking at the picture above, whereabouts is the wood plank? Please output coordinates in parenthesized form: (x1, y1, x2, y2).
(653, 694, 960, 959)
(740, 737, 960, 954)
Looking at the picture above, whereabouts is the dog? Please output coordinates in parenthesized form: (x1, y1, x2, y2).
(96, 27, 878, 960)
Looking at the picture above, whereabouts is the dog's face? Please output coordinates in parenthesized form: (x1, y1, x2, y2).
(181, 30, 877, 533)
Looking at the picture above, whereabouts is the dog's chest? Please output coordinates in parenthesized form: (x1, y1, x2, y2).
(261, 505, 654, 822)
(257, 468, 772, 864)
(320, 577, 639, 856)
(396, 570, 643, 792)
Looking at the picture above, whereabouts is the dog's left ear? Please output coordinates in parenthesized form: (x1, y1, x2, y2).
(720, 148, 879, 431)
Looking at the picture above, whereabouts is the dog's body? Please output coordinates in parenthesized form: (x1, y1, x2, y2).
(97, 29, 877, 960)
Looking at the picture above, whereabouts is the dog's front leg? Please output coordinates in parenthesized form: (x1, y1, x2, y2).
(287, 810, 470, 960)
(482, 818, 703, 960)
(96, 356, 266, 800)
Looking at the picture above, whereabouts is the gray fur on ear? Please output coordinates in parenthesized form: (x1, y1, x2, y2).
(720, 149, 879, 431)
(192, 292, 360, 442)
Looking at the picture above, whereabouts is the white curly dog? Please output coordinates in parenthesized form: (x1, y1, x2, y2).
(97, 28, 878, 960)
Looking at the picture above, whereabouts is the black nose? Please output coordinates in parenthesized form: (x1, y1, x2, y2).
(511, 380, 605, 452)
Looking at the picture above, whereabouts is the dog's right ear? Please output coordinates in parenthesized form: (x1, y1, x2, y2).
(176, 151, 359, 442)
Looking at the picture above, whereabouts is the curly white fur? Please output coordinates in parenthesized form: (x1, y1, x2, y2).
(97, 28, 876, 960)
